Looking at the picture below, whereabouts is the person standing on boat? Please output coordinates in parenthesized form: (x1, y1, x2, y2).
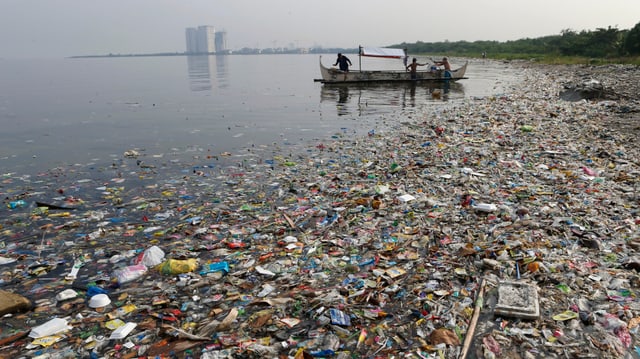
(406, 58, 426, 80)
(434, 57, 451, 71)
(433, 57, 452, 79)
(333, 53, 352, 72)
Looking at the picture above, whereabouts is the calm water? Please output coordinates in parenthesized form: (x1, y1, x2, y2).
(0, 55, 520, 174)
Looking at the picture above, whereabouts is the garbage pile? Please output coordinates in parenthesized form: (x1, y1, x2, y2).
(1, 62, 640, 358)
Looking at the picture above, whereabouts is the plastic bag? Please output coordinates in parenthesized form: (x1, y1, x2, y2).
(134, 245, 165, 267)
(113, 264, 148, 284)
(158, 258, 198, 275)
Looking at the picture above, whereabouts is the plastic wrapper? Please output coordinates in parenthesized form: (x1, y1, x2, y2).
(157, 258, 198, 275)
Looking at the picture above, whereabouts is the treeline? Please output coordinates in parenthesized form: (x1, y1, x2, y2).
(393, 22, 640, 59)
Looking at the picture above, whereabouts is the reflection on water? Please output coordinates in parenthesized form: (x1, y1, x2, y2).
(215, 55, 229, 89)
(0, 56, 522, 174)
(186, 55, 213, 91)
(186, 55, 229, 91)
(320, 81, 465, 116)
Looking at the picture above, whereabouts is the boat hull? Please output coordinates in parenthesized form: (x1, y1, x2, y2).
(319, 57, 468, 84)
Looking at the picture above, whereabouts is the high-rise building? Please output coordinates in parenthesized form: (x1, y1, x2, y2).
(215, 31, 227, 53)
(185, 25, 216, 54)
(185, 28, 199, 54)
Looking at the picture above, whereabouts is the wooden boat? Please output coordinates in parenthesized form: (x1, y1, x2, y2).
(318, 47, 468, 84)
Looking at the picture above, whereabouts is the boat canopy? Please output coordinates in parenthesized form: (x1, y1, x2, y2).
(360, 47, 406, 59)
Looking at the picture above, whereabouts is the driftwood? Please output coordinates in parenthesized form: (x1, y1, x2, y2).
(459, 279, 486, 359)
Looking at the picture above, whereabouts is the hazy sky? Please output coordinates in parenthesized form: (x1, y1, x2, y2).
(2, 0, 638, 58)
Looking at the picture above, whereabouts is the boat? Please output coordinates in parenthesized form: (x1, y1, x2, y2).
(318, 47, 468, 84)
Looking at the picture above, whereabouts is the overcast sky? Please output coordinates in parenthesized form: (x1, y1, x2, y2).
(2, 0, 638, 58)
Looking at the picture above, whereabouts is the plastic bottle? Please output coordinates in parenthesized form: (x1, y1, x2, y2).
(8, 200, 27, 209)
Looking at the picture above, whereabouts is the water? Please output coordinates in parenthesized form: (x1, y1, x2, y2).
(0, 55, 520, 175)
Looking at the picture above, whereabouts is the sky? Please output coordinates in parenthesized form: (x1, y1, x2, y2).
(1, 0, 639, 59)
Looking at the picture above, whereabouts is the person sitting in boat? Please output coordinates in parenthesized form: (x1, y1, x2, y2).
(434, 57, 451, 71)
(406, 58, 426, 80)
(333, 53, 352, 72)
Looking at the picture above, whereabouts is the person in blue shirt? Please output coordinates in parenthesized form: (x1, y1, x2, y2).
(333, 53, 352, 72)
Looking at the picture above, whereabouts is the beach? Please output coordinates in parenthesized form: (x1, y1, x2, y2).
(1, 61, 640, 358)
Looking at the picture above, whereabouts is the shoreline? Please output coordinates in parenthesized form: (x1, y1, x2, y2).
(1, 62, 640, 358)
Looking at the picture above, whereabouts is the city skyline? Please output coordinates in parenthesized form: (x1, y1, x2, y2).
(1, 0, 639, 59)
(185, 25, 228, 54)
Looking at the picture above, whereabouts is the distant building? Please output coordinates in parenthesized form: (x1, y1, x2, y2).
(215, 31, 227, 53)
(185, 28, 198, 53)
(185, 25, 216, 54)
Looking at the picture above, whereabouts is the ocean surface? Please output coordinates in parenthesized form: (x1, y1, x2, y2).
(0, 54, 521, 175)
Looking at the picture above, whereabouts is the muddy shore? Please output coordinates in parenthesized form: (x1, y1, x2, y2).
(464, 62, 640, 358)
(527, 62, 640, 138)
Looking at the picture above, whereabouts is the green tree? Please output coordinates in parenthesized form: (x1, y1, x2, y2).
(623, 22, 640, 55)
(394, 23, 637, 60)
(583, 26, 623, 57)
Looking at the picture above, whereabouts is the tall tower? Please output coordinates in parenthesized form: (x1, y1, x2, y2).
(185, 28, 198, 54)
(215, 31, 227, 53)
(186, 26, 216, 54)
(197, 26, 216, 54)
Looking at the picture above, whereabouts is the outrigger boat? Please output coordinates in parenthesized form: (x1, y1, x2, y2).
(318, 46, 468, 84)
